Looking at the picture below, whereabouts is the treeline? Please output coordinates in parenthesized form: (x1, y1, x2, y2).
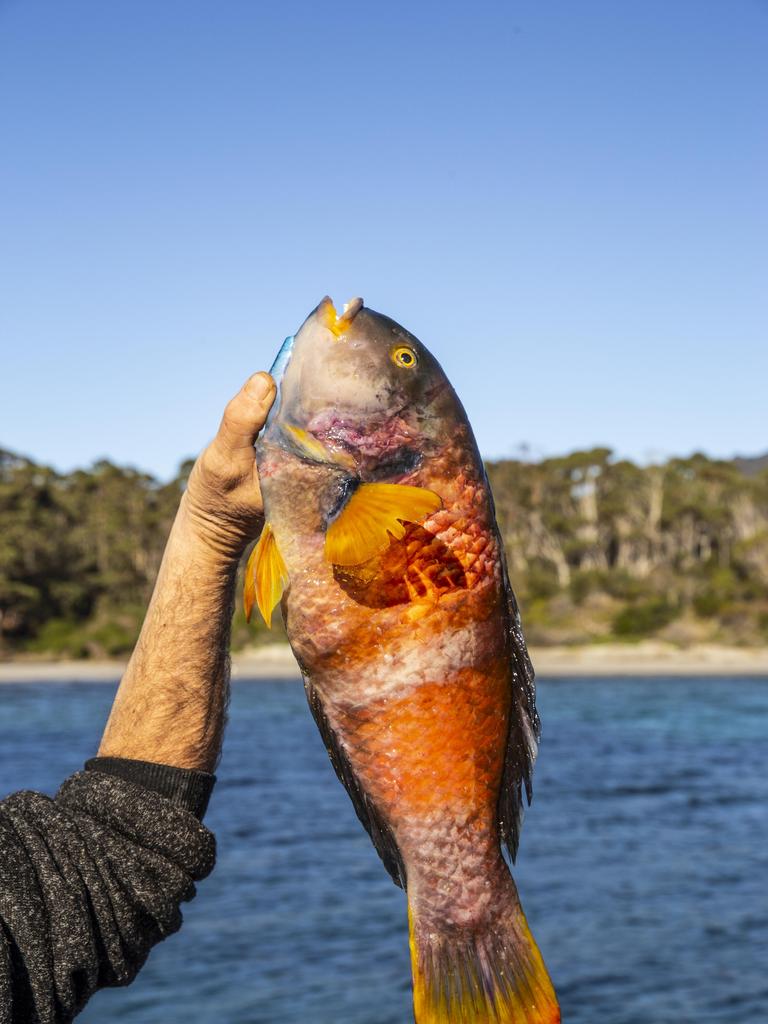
(487, 449, 768, 645)
(1, 446, 767, 658)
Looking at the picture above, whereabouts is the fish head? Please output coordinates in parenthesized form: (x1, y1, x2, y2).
(249, 297, 486, 634)
(261, 296, 459, 476)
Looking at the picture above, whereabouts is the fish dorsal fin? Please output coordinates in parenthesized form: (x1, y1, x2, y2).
(325, 483, 442, 567)
(244, 523, 289, 628)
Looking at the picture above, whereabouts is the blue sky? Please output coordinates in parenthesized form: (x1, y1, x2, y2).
(1, 0, 766, 479)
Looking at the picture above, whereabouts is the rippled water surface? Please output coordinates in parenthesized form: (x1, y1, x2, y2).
(1, 676, 766, 1023)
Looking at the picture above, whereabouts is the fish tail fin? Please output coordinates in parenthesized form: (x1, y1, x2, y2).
(407, 881, 559, 1024)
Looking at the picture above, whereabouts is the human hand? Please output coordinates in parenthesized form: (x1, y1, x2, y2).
(99, 372, 276, 767)
(181, 372, 277, 561)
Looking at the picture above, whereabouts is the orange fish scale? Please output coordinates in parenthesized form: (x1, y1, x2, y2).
(337, 664, 511, 854)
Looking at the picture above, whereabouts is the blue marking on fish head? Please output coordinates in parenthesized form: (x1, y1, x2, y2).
(263, 334, 295, 434)
(269, 334, 295, 382)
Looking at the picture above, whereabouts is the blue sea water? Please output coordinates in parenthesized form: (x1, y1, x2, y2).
(0, 676, 766, 1024)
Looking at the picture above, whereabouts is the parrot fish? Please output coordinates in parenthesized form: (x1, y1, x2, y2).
(245, 297, 559, 1024)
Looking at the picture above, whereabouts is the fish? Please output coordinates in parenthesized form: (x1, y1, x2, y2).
(245, 297, 560, 1024)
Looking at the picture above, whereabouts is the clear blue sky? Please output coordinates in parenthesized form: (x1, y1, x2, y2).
(1, 0, 766, 479)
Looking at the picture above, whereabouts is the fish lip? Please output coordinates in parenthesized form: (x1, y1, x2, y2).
(315, 295, 364, 337)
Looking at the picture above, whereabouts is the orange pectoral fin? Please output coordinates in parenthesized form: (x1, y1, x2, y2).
(325, 483, 442, 567)
(244, 524, 288, 628)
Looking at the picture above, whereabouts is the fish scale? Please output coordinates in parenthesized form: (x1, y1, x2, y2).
(247, 297, 560, 1024)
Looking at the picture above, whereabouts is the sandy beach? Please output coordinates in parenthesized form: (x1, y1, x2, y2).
(1, 641, 767, 682)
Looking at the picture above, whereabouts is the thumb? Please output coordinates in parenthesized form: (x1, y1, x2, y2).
(212, 372, 276, 459)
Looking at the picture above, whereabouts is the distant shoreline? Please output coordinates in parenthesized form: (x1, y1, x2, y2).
(1, 641, 767, 682)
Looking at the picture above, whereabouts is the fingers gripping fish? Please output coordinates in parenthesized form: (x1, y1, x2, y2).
(245, 297, 560, 1024)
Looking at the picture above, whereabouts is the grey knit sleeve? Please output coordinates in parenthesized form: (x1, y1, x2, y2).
(0, 770, 216, 1024)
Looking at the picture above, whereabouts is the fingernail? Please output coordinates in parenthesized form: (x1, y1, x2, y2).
(248, 373, 272, 400)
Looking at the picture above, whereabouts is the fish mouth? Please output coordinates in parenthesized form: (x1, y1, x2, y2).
(263, 296, 365, 460)
(316, 295, 364, 337)
(266, 294, 428, 476)
(267, 295, 363, 385)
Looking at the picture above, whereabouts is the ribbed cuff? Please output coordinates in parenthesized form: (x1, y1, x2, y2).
(85, 757, 216, 820)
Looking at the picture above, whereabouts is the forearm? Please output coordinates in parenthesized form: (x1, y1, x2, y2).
(0, 374, 274, 1022)
(97, 496, 243, 772)
(99, 371, 275, 771)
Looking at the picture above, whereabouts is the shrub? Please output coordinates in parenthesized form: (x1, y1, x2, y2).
(523, 560, 561, 601)
(25, 619, 89, 658)
(603, 571, 654, 601)
(612, 598, 679, 638)
(569, 571, 595, 606)
(87, 620, 139, 657)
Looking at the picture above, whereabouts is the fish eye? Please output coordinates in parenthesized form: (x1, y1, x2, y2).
(392, 345, 418, 369)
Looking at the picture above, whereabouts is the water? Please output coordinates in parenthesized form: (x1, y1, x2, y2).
(0, 676, 766, 1023)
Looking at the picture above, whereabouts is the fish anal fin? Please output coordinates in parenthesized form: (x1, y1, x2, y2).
(325, 483, 442, 567)
(305, 680, 406, 888)
(244, 524, 288, 628)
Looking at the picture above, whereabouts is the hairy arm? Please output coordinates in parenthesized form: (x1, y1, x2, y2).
(97, 371, 276, 771)
(0, 371, 277, 1024)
